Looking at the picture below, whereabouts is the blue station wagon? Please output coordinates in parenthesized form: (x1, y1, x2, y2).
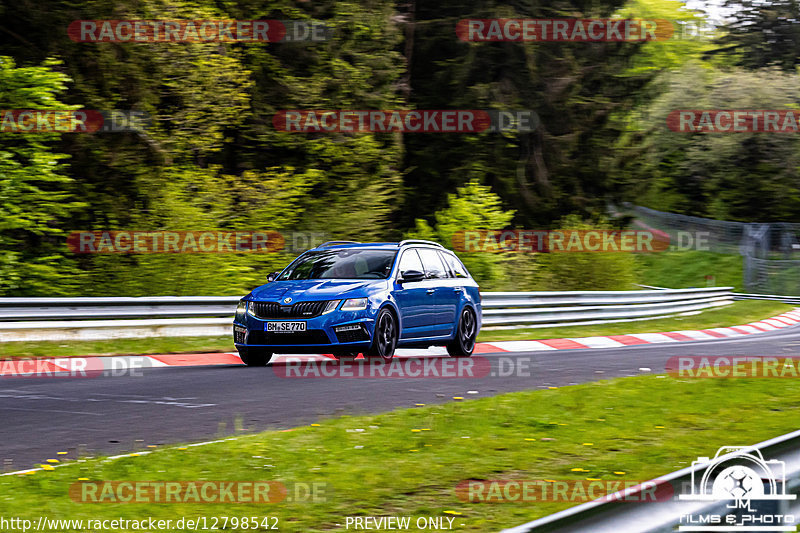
(233, 240, 482, 366)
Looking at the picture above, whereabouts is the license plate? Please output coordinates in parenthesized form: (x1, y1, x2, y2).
(266, 321, 306, 333)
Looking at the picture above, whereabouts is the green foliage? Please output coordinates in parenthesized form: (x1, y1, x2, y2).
(536, 215, 638, 290)
(406, 181, 516, 289)
(713, 0, 800, 71)
(400, 0, 659, 229)
(616, 0, 715, 77)
(0, 57, 85, 294)
(613, 63, 800, 221)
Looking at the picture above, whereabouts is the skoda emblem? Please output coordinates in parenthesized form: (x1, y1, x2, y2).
(283, 297, 292, 304)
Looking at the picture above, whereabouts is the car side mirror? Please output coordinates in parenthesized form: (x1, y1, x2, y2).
(267, 271, 280, 282)
(399, 269, 425, 283)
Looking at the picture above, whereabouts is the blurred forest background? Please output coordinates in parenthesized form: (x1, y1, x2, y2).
(2, 0, 799, 296)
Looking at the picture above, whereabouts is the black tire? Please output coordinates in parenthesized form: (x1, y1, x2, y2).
(366, 308, 398, 361)
(237, 347, 273, 366)
(447, 307, 477, 357)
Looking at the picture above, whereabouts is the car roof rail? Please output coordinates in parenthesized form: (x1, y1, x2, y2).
(316, 240, 361, 248)
(398, 239, 444, 248)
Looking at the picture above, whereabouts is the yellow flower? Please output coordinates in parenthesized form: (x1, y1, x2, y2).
(655, 425, 665, 429)
(411, 429, 421, 432)
(582, 443, 593, 446)
(78, 477, 89, 481)
(310, 423, 321, 427)
(524, 438, 536, 441)
(57, 451, 67, 455)
(415, 403, 425, 406)
(443, 511, 462, 515)
(409, 449, 419, 452)
(614, 471, 626, 475)
(178, 447, 188, 451)
(586, 478, 601, 481)
(41, 465, 55, 471)
(453, 397, 464, 400)
(46, 459, 59, 463)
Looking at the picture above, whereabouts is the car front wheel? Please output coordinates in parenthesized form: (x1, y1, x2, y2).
(238, 347, 273, 366)
(447, 307, 477, 357)
(366, 308, 397, 362)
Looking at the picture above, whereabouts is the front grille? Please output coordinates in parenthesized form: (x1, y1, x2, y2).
(251, 301, 329, 319)
(246, 330, 330, 345)
(335, 325, 370, 343)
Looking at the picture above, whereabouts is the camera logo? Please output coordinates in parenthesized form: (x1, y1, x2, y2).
(678, 446, 796, 531)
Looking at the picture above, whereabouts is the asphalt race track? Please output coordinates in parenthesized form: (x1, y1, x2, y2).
(2, 325, 800, 469)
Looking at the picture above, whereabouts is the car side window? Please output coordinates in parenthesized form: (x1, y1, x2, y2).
(442, 252, 469, 279)
(417, 248, 447, 279)
(397, 249, 424, 278)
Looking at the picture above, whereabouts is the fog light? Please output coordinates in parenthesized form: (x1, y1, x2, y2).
(334, 324, 363, 332)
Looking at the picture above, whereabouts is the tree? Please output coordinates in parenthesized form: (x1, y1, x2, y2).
(405, 180, 515, 288)
(0, 57, 85, 294)
(713, 0, 800, 71)
(612, 63, 800, 222)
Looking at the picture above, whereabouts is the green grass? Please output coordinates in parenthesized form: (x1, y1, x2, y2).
(477, 300, 793, 342)
(5, 375, 800, 531)
(0, 300, 792, 358)
(635, 251, 744, 291)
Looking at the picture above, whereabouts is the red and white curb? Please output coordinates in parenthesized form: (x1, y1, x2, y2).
(2, 311, 798, 374)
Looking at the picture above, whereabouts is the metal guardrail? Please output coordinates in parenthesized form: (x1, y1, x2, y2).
(481, 288, 733, 328)
(0, 287, 735, 342)
(502, 428, 800, 533)
(734, 292, 800, 305)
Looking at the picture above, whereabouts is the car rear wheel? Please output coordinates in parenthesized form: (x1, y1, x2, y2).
(238, 347, 273, 366)
(447, 307, 477, 357)
(366, 308, 397, 362)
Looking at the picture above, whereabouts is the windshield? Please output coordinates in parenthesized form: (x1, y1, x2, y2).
(277, 249, 397, 280)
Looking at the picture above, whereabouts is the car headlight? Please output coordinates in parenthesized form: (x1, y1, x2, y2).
(322, 300, 341, 314)
(341, 298, 368, 311)
(235, 300, 248, 320)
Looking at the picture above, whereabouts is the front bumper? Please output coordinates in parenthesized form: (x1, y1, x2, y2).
(233, 307, 375, 353)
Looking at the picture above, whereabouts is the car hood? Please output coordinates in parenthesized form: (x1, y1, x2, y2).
(249, 279, 382, 301)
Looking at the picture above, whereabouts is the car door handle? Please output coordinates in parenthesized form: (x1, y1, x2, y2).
(426, 288, 435, 294)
